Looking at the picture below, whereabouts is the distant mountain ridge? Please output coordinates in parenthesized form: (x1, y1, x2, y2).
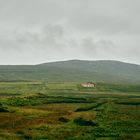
(0, 60, 140, 84)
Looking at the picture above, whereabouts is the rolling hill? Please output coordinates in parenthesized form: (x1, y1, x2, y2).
(0, 60, 140, 83)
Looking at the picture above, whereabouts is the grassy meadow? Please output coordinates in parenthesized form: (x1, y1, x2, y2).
(0, 81, 140, 140)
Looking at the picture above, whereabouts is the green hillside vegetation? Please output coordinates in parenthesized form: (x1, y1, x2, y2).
(0, 60, 140, 83)
(0, 81, 140, 139)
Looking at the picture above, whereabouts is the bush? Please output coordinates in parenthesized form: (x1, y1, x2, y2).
(75, 102, 105, 112)
(0, 105, 9, 112)
(73, 117, 98, 126)
(59, 117, 69, 123)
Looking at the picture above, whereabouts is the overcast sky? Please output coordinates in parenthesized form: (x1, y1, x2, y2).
(0, 0, 140, 65)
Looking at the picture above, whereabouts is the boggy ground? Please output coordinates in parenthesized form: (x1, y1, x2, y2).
(0, 82, 140, 140)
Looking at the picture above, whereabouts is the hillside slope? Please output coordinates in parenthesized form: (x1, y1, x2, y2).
(0, 60, 140, 83)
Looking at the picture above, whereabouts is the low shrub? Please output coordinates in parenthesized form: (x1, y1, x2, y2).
(0, 105, 10, 112)
(73, 117, 98, 126)
(75, 102, 105, 112)
(59, 117, 69, 123)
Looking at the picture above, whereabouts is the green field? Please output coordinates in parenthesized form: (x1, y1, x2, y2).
(0, 82, 140, 140)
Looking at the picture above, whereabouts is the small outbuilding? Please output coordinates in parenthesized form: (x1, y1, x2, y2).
(81, 83, 95, 87)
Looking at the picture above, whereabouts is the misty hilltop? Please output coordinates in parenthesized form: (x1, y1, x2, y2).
(0, 60, 140, 84)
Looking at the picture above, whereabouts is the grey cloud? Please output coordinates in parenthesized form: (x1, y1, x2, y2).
(80, 37, 114, 58)
(1, 0, 140, 34)
(0, 0, 140, 64)
(0, 24, 114, 59)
